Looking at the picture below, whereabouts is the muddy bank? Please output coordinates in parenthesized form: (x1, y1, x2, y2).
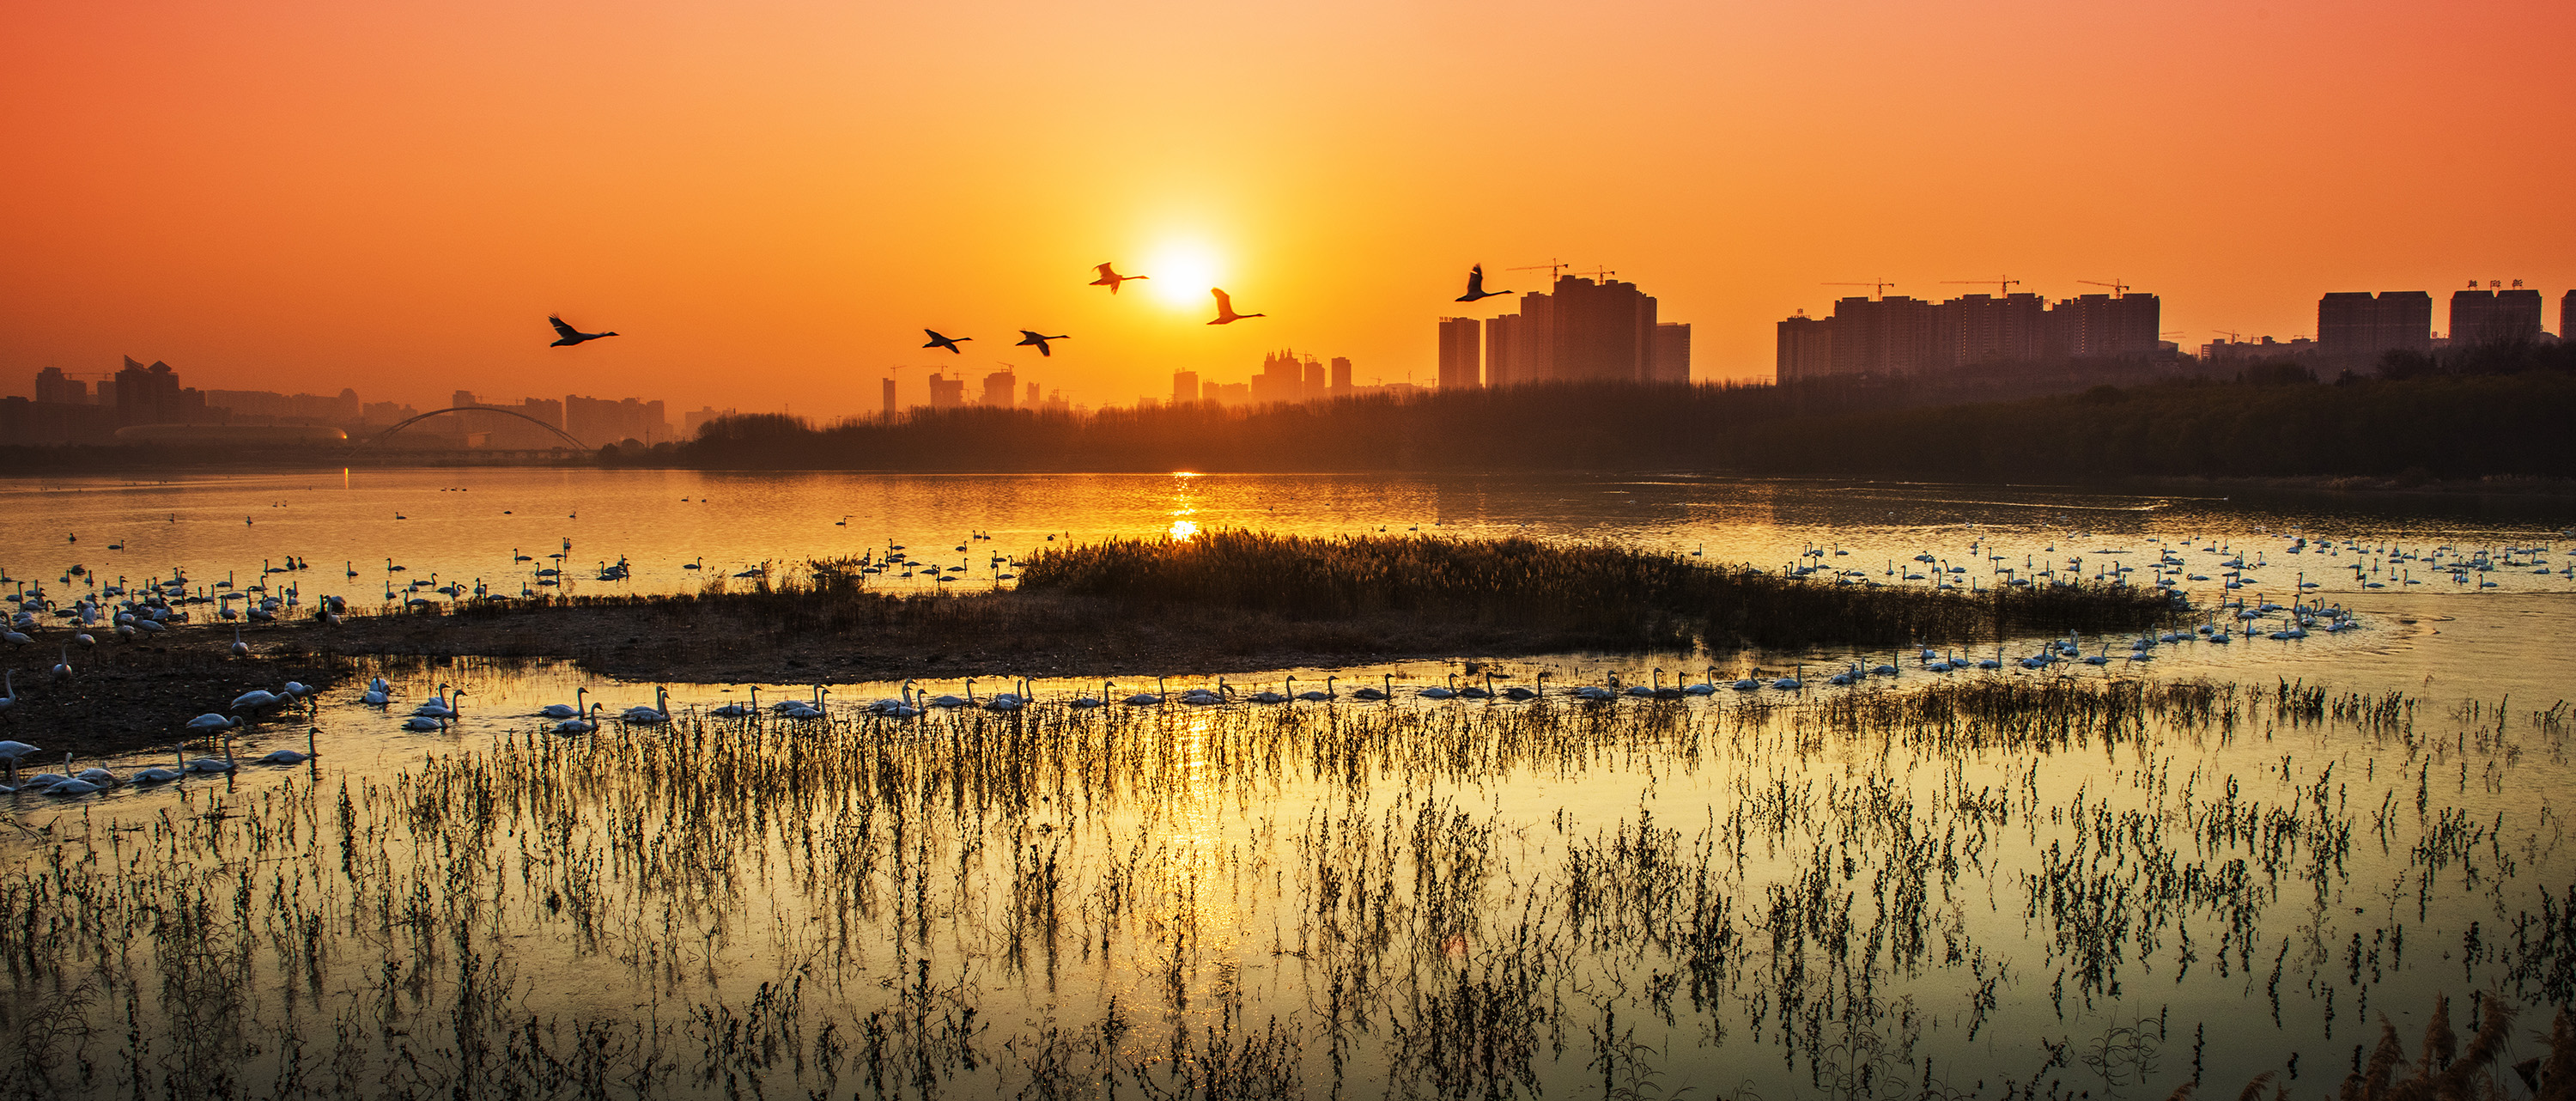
(296, 594, 1632, 689)
(0, 640, 344, 762)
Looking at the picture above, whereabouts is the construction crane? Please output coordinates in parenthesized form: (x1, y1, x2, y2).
(2077, 279, 2130, 298)
(1941, 277, 2020, 295)
(1509, 259, 1571, 280)
(1572, 268, 1618, 283)
(1823, 280, 1897, 300)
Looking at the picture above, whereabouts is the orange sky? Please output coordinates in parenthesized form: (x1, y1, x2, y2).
(5, 0, 2572, 417)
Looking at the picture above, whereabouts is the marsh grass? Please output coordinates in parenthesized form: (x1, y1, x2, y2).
(0, 675, 2568, 1100)
(1018, 530, 2180, 649)
(304, 532, 2179, 684)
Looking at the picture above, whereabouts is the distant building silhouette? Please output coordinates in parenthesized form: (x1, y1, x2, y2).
(2565, 290, 2575, 341)
(681, 405, 735, 439)
(981, 368, 1017, 410)
(2050, 294, 2162, 359)
(1329, 356, 1354, 396)
(1026, 381, 1040, 407)
(1775, 290, 2162, 380)
(33, 367, 87, 405)
(1303, 357, 1326, 401)
(2202, 336, 2317, 365)
(2450, 287, 2543, 346)
(1253, 350, 1315, 404)
(113, 356, 208, 426)
(1548, 276, 1658, 383)
(1651, 322, 1692, 383)
(1171, 371, 1200, 405)
(564, 394, 669, 446)
(1482, 290, 1554, 386)
(2318, 291, 2433, 365)
(925, 373, 963, 410)
(1775, 311, 1833, 383)
(1437, 318, 1481, 389)
(883, 378, 896, 419)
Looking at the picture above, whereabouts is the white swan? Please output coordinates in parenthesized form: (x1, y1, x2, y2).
(258, 727, 319, 765)
(552, 703, 601, 735)
(709, 687, 757, 718)
(539, 688, 590, 720)
(1123, 677, 1169, 706)
(623, 687, 671, 724)
(1297, 675, 1339, 702)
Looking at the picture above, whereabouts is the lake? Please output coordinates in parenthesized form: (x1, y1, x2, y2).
(2, 469, 2573, 1099)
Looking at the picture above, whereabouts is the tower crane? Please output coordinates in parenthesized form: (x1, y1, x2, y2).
(1941, 277, 2020, 295)
(2077, 279, 2131, 298)
(1510, 259, 1571, 280)
(1823, 280, 1897, 300)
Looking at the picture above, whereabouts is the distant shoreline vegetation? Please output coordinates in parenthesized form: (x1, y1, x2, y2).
(671, 363, 2576, 481)
(5, 353, 2572, 482)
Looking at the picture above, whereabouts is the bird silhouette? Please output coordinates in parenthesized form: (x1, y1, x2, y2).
(548, 316, 618, 347)
(922, 329, 971, 353)
(1455, 265, 1509, 302)
(1207, 289, 1265, 325)
(1090, 263, 1148, 294)
(1015, 330, 1069, 356)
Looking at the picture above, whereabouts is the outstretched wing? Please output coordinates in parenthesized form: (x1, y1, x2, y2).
(549, 315, 580, 339)
(1465, 265, 1485, 295)
(1018, 330, 1042, 342)
(1094, 263, 1116, 279)
(1211, 289, 1232, 313)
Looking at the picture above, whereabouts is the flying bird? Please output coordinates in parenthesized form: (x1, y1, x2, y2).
(1455, 265, 1508, 302)
(1089, 263, 1148, 294)
(548, 316, 619, 347)
(1207, 289, 1265, 325)
(1015, 330, 1070, 356)
(922, 330, 971, 353)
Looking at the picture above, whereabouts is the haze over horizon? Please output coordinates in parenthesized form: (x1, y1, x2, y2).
(5, 0, 2570, 417)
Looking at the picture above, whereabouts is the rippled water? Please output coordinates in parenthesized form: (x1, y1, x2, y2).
(3, 470, 2574, 1098)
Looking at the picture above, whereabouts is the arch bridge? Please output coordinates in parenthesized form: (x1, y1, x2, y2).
(354, 407, 592, 452)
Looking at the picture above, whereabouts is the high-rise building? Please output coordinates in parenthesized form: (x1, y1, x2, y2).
(112, 356, 205, 425)
(2318, 291, 2433, 365)
(1548, 276, 1656, 382)
(1940, 294, 2049, 366)
(980, 368, 1017, 409)
(1437, 318, 1481, 389)
(1481, 290, 1556, 386)
(1651, 323, 1692, 383)
(2564, 290, 2575, 341)
(1171, 370, 1200, 405)
(883, 379, 896, 419)
(925, 373, 964, 409)
(1303, 358, 1326, 401)
(1829, 296, 1941, 376)
(563, 395, 670, 445)
(1026, 381, 1040, 407)
(1329, 357, 1354, 396)
(2049, 293, 2161, 359)
(33, 368, 86, 405)
(2450, 288, 2543, 345)
(1776, 313, 1833, 382)
(1253, 350, 1313, 404)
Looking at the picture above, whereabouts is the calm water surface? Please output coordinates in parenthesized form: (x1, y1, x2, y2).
(3, 469, 2574, 1098)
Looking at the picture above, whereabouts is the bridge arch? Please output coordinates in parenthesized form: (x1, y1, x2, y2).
(356, 407, 592, 451)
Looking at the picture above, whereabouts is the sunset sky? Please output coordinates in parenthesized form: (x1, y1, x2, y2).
(5, 0, 2571, 417)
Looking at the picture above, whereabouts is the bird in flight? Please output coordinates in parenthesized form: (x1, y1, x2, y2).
(1208, 289, 1265, 325)
(1455, 265, 1509, 302)
(548, 316, 618, 347)
(922, 330, 971, 353)
(1015, 330, 1070, 356)
(1089, 263, 1148, 294)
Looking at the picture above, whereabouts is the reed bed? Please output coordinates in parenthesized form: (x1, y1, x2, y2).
(0, 676, 2568, 1100)
(1016, 530, 2179, 650)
